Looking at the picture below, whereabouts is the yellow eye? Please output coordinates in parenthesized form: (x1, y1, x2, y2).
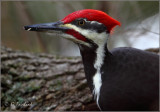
(78, 20, 85, 26)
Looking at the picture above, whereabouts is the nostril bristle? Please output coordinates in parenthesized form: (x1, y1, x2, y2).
(23, 26, 32, 31)
(27, 28, 32, 31)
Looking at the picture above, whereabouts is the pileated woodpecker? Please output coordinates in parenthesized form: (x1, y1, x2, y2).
(24, 9, 159, 111)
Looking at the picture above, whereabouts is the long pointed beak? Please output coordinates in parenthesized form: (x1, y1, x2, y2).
(24, 21, 68, 32)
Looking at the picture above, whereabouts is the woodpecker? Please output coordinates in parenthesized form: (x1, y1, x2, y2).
(24, 9, 159, 111)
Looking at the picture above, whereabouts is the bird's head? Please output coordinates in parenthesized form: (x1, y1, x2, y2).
(24, 9, 120, 48)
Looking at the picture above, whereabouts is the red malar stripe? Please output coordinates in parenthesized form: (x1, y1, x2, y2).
(65, 29, 87, 41)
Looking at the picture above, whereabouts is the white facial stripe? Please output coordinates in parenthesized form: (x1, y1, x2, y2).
(62, 24, 108, 45)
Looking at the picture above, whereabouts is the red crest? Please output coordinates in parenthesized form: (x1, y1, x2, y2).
(61, 9, 121, 33)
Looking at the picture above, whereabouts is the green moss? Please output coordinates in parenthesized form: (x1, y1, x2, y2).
(25, 86, 41, 93)
(54, 80, 63, 91)
(17, 75, 31, 81)
(17, 97, 25, 104)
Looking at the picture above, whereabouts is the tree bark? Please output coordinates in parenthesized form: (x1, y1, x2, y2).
(1, 46, 99, 111)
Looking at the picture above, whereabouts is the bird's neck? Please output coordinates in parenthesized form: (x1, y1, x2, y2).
(79, 43, 110, 91)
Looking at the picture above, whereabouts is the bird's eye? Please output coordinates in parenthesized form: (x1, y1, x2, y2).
(78, 20, 85, 26)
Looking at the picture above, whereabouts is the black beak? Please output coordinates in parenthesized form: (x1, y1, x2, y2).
(24, 21, 68, 32)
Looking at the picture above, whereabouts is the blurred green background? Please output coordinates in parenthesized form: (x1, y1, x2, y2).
(1, 1, 159, 56)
